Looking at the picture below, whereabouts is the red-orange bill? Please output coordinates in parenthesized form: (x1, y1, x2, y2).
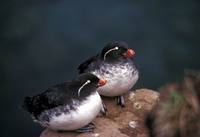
(98, 79, 107, 87)
(125, 49, 135, 58)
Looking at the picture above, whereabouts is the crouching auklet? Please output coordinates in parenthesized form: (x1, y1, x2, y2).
(78, 41, 139, 107)
(22, 73, 107, 132)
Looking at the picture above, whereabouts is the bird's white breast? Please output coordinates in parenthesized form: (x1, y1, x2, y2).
(48, 92, 102, 130)
(92, 61, 139, 96)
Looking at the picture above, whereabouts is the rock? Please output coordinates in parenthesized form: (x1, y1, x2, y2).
(40, 89, 159, 137)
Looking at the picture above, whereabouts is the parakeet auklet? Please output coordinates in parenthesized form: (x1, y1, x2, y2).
(22, 73, 107, 132)
(78, 41, 139, 107)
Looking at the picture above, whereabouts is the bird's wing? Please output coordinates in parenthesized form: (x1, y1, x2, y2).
(77, 54, 100, 74)
(23, 82, 74, 117)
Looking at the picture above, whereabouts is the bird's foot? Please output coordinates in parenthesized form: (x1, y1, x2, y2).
(76, 123, 95, 133)
(100, 102, 107, 115)
(117, 95, 125, 107)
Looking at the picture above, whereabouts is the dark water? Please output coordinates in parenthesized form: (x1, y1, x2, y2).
(1, 0, 200, 137)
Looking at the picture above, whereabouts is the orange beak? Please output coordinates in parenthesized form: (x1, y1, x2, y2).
(124, 49, 135, 58)
(97, 79, 107, 87)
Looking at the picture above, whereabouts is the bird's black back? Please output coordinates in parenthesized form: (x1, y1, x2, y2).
(78, 54, 100, 74)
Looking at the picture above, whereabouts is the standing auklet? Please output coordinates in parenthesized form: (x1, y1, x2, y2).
(22, 73, 107, 132)
(78, 41, 139, 107)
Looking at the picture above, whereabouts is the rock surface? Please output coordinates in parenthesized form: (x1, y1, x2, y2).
(146, 71, 200, 137)
(40, 89, 159, 137)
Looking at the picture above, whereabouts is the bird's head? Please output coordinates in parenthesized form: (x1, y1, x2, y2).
(101, 41, 135, 62)
(76, 73, 107, 96)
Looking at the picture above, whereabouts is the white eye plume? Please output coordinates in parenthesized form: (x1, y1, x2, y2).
(104, 46, 119, 60)
(78, 80, 91, 97)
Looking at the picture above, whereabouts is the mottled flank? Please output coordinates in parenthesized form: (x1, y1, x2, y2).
(36, 99, 80, 127)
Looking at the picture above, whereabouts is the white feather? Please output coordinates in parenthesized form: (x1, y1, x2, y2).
(78, 80, 91, 96)
(48, 92, 102, 130)
(103, 46, 119, 60)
